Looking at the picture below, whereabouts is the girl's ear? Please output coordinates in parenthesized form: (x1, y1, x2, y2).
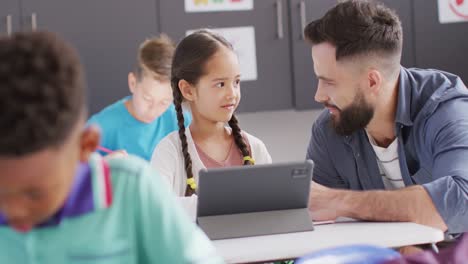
(178, 79, 196, 102)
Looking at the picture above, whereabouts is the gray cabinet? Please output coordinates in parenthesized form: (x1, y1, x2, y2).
(20, 0, 160, 114)
(0, 0, 20, 36)
(413, 0, 468, 83)
(290, 0, 416, 110)
(159, 0, 293, 113)
(289, 0, 336, 110)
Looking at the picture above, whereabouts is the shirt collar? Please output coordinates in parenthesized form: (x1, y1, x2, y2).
(0, 162, 95, 228)
(395, 67, 414, 127)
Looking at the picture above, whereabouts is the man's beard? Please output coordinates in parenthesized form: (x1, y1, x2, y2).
(329, 91, 374, 136)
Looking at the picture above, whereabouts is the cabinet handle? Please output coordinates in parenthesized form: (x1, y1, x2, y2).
(276, 0, 284, 39)
(6, 15, 12, 36)
(31, 13, 37, 31)
(300, 1, 306, 40)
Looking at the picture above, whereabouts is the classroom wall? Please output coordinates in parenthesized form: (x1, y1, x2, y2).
(1, 0, 467, 114)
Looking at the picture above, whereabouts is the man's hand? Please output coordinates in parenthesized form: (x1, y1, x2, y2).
(308, 181, 342, 221)
(308, 182, 448, 232)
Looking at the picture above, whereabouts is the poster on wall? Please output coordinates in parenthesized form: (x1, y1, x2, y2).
(187, 26, 258, 82)
(185, 0, 253, 13)
(438, 0, 468, 24)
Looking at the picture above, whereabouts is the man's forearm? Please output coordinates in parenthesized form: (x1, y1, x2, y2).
(333, 185, 448, 231)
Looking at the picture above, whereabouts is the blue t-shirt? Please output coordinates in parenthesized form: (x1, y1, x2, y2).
(88, 97, 191, 161)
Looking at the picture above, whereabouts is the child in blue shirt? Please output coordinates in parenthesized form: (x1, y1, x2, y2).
(88, 35, 191, 160)
(0, 31, 222, 264)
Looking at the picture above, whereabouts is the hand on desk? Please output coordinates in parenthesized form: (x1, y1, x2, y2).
(308, 181, 448, 232)
(308, 181, 341, 222)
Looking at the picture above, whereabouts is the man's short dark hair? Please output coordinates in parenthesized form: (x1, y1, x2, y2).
(304, 0, 403, 61)
(0, 31, 86, 156)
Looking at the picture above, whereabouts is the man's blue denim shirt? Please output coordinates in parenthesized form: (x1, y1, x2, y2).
(307, 67, 468, 234)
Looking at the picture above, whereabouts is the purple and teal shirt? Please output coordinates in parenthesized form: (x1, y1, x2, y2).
(0, 153, 224, 264)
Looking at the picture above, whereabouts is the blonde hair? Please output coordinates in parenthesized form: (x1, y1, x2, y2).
(135, 34, 175, 82)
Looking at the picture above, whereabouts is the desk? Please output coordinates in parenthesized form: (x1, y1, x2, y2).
(213, 221, 444, 263)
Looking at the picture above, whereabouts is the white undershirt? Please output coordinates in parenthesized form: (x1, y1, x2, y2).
(366, 131, 405, 190)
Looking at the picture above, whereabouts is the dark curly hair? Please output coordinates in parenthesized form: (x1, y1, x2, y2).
(0, 31, 86, 156)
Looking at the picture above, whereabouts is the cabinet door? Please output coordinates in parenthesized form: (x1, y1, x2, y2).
(413, 0, 468, 83)
(21, 0, 159, 114)
(290, 0, 416, 110)
(159, 0, 293, 113)
(289, 0, 336, 110)
(0, 0, 20, 36)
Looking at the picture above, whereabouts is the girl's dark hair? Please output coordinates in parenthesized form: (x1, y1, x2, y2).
(171, 30, 253, 196)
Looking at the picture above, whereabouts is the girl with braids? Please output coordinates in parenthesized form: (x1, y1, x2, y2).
(0, 31, 223, 264)
(150, 30, 271, 211)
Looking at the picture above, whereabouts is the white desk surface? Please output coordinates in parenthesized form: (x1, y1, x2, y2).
(212, 220, 444, 263)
